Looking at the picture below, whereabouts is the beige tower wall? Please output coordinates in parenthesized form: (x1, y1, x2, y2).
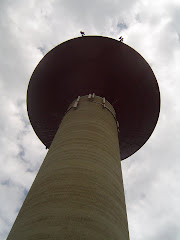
(7, 95, 129, 240)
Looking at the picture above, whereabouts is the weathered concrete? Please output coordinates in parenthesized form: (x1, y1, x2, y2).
(7, 95, 129, 240)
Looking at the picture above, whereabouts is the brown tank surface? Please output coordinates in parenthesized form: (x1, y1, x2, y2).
(27, 36, 160, 160)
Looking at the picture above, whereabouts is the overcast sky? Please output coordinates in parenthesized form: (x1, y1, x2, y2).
(0, 0, 180, 239)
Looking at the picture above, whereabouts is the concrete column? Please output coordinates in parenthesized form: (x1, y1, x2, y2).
(7, 95, 129, 240)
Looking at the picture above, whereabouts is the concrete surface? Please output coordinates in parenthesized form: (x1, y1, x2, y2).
(7, 95, 129, 240)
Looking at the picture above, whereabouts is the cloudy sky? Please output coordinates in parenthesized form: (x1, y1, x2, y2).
(0, 0, 180, 239)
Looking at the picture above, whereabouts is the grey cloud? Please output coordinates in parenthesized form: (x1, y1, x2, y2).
(38, 47, 47, 56)
(117, 22, 128, 30)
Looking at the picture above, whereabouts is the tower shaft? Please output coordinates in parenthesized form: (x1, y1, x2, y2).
(7, 95, 129, 240)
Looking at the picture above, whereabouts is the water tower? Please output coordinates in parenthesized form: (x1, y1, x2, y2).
(7, 36, 160, 239)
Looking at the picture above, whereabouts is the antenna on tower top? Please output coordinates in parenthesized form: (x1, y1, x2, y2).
(80, 31, 85, 37)
(119, 36, 124, 42)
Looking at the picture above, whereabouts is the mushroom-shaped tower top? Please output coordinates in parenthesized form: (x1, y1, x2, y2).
(27, 36, 160, 160)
